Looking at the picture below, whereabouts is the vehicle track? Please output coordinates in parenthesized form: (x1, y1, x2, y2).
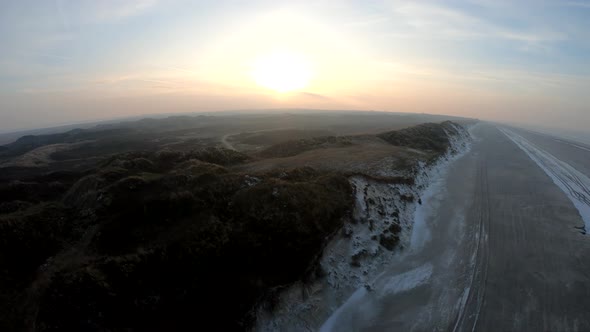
(500, 127, 590, 231)
(450, 156, 490, 332)
(471, 125, 590, 331)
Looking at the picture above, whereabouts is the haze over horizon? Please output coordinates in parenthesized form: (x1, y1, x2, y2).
(1, 0, 589, 132)
(4, 3, 590, 330)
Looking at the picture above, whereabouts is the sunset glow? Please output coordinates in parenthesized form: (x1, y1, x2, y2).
(1, 1, 589, 131)
(251, 52, 312, 92)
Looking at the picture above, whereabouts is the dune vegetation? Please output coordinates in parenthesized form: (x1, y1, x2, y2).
(0, 119, 467, 331)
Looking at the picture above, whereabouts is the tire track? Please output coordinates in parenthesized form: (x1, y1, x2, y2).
(499, 127, 590, 233)
(450, 156, 490, 332)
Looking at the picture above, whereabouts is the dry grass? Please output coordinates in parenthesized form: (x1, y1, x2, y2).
(0, 141, 92, 168)
(225, 129, 336, 152)
(235, 136, 429, 178)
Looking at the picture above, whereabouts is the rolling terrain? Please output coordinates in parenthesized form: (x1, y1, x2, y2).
(5, 113, 588, 331)
(0, 112, 472, 331)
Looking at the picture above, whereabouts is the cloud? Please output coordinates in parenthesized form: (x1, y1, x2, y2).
(562, 1, 590, 9)
(55, 0, 158, 24)
(299, 91, 331, 100)
(391, 2, 565, 47)
(92, 0, 158, 21)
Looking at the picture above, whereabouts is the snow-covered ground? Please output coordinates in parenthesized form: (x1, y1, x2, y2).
(255, 123, 473, 332)
(499, 127, 590, 233)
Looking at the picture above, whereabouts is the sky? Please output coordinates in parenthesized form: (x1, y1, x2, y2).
(1, 0, 589, 132)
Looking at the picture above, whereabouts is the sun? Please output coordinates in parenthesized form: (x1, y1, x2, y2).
(251, 52, 312, 92)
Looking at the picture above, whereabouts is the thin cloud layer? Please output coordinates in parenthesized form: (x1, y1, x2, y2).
(0, 0, 589, 131)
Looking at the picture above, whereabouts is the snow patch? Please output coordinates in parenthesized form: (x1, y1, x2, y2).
(381, 263, 433, 295)
(244, 175, 261, 187)
(319, 287, 368, 332)
(412, 123, 472, 250)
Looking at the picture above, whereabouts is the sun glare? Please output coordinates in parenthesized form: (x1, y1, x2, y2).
(251, 52, 312, 92)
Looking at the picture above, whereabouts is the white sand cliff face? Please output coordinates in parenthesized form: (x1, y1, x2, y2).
(255, 123, 472, 332)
